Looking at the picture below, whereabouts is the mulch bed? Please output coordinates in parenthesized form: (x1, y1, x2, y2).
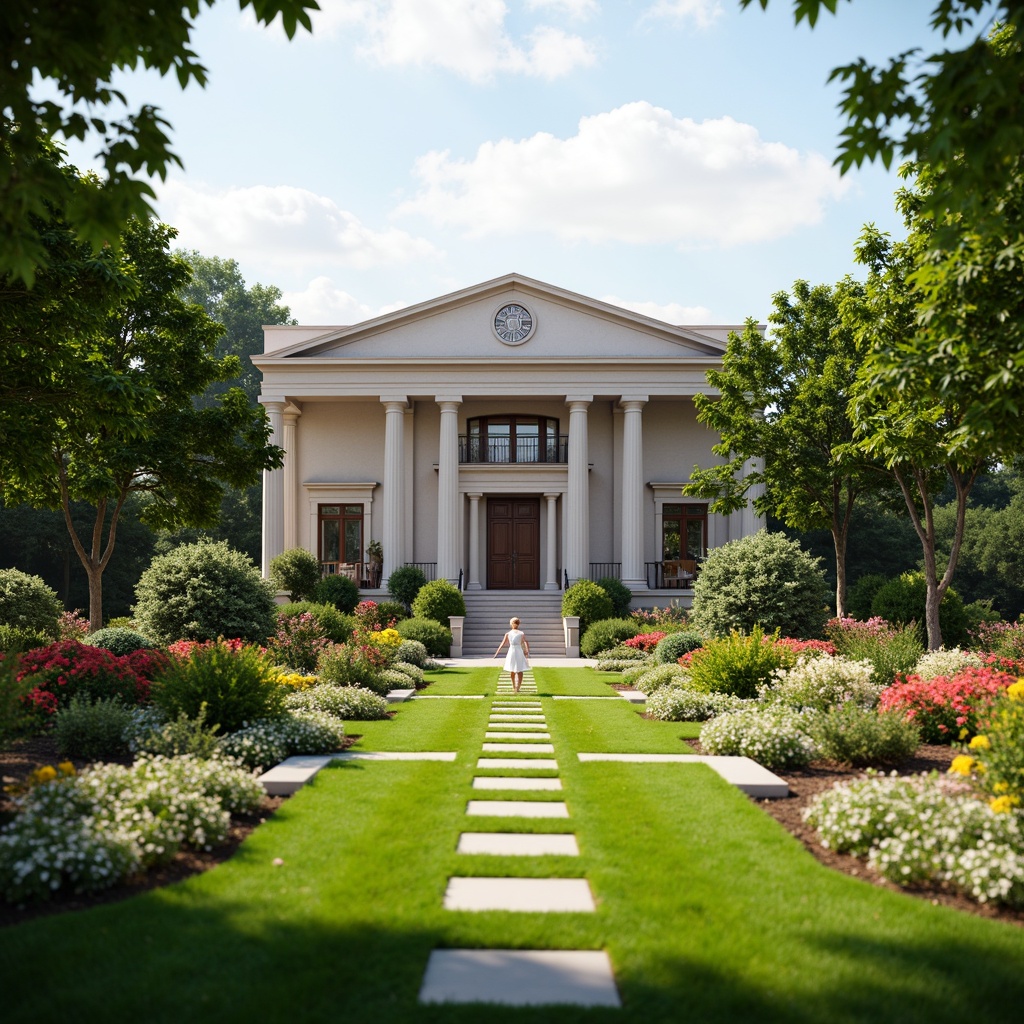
(683, 736, 1024, 927)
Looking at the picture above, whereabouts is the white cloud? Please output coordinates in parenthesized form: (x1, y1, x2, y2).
(602, 295, 713, 324)
(396, 101, 850, 246)
(158, 180, 440, 270)
(281, 276, 410, 324)
(642, 0, 723, 28)
(297, 0, 597, 81)
(526, 0, 598, 18)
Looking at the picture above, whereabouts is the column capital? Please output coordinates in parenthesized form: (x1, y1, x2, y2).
(380, 395, 409, 409)
(619, 395, 649, 409)
(565, 395, 593, 407)
(435, 396, 463, 411)
(466, 491, 483, 501)
(259, 395, 286, 409)
(283, 400, 303, 422)
(543, 491, 561, 500)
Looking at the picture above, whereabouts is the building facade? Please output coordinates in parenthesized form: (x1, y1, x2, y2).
(253, 273, 763, 600)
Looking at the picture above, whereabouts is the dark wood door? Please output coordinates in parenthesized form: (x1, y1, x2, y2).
(487, 498, 540, 589)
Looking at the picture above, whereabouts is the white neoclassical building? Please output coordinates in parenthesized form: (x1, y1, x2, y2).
(254, 273, 762, 646)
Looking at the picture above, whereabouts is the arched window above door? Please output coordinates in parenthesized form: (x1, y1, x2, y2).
(461, 416, 567, 464)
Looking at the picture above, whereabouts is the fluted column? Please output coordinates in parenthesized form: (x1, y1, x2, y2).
(620, 398, 648, 590)
(260, 398, 285, 578)
(381, 398, 408, 584)
(437, 397, 462, 583)
(282, 402, 302, 551)
(565, 397, 592, 584)
(740, 455, 766, 538)
(466, 493, 482, 590)
(544, 492, 560, 591)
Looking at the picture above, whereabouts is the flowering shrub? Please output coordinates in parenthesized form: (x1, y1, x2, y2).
(646, 687, 746, 722)
(0, 754, 263, 902)
(699, 706, 817, 768)
(56, 610, 90, 642)
(150, 641, 286, 734)
(388, 661, 424, 687)
(166, 637, 250, 659)
(825, 617, 924, 688)
(631, 603, 688, 627)
(913, 647, 983, 681)
(955, 680, 1024, 812)
(687, 626, 796, 699)
(629, 663, 688, 695)
(317, 637, 391, 694)
(17, 641, 154, 717)
(969, 620, 1024, 660)
(774, 637, 837, 658)
(624, 631, 667, 652)
(273, 671, 318, 690)
(285, 684, 389, 721)
(878, 666, 1017, 742)
(804, 772, 1024, 905)
(369, 627, 402, 648)
(219, 711, 347, 770)
(760, 656, 881, 712)
(268, 612, 331, 673)
(809, 705, 920, 767)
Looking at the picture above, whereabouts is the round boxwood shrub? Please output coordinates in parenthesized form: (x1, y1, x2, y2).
(870, 571, 970, 648)
(269, 547, 322, 601)
(690, 530, 829, 639)
(653, 630, 704, 663)
(411, 579, 466, 627)
(312, 573, 360, 613)
(0, 569, 61, 636)
(133, 540, 277, 644)
(86, 627, 156, 656)
(395, 639, 429, 667)
(580, 618, 641, 657)
(597, 577, 633, 618)
(388, 565, 427, 609)
(396, 617, 452, 657)
(277, 602, 355, 644)
(562, 580, 614, 632)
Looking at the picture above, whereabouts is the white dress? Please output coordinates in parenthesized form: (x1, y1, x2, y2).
(502, 629, 529, 673)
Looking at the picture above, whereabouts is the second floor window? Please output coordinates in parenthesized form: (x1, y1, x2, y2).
(464, 416, 563, 463)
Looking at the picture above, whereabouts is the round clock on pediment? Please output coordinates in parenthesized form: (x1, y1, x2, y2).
(493, 302, 535, 345)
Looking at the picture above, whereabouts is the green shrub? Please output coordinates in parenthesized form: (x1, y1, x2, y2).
(388, 565, 427, 609)
(580, 618, 641, 657)
(316, 643, 389, 694)
(596, 643, 649, 662)
(312, 573, 360, 613)
(870, 571, 970, 648)
(374, 600, 409, 625)
(394, 639, 429, 667)
(810, 705, 920, 767)
(269, 547, 322, 601)
(700, 707, 817, 768)
(0, 568, 61, 636)
(85, 627, 156, 656)
(379, 667, 415, 691)
(561, 580, 614, 632)
(150, 641, 286, 734)
(277, 602, 354, 644)
(631, 663, 689, 694)
(0, 652, 34, 743)
(690, 530, 829, 639)
(135, 706, 222, 759)
(760, 655, 882, 711)
(831, 621, 924, 688)
(411, 579, 466, 626)
(654, 630, 704, 663)
(687, 625, 795, 699)
(53, 695, 134, 760)
(104, 616, 136, 630)
(845, 573, 889, 620)
(0, 625, 53, 652)
(396, 617, 452, 656)
(598, 577, 633, 618)
(646, 687, 745, 722)
(218, 711, 347, 771)
(133, 539, 276, 644)
(285, 684, 389, 721)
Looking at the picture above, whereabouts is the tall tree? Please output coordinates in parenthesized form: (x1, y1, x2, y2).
(684, 278, 885, 617)
(1, 217, 283, 629)
(1, 0, 318, 284)
(178, 252, 296, 406)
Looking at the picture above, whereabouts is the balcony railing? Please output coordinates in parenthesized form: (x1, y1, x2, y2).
(646, 561, 698, 589)
(589, 563, 621, 581)
(459, 435, 568, 464)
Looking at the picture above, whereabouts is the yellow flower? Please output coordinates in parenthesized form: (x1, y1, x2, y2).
(371, 628, 402, 647)
(994, 781, 1010, 794)
(969, 734, 991, 751)
(57, 762, 76, 777)
(949, 754, 975, 777)
(30, 765, 58, 785)
(989, 795, 1018, 814)
(1007, 680, 1024, 701)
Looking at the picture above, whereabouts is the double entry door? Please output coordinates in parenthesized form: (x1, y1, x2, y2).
(487, 497, 540, 589)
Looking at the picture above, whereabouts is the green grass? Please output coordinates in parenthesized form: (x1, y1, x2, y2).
(2, 667, 1023, 1022)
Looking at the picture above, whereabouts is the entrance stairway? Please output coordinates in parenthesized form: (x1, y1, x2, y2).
(460, 592, 566, 656)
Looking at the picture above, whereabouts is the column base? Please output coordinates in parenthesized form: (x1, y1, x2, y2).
(621, 579, 648, 591)
(543, 581, 560, 591)
(466, 581, 483, 591)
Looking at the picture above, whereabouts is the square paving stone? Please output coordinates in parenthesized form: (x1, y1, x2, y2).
(482, 742, 555, 753)
(486, 722, 548, 730)
(443, 877, 594, 912)
(490, 714, 546, 721)
(477, 758, 559, 770)
(419, 949, 619, 1007)
(457, 832, 579, 855)
(472, 776, 562, 791)
(467, 800, 568, 818)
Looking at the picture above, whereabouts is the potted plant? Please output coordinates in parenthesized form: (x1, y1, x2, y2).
(366, 539, 383, 587)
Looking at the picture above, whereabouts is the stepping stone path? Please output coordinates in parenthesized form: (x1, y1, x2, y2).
(418, 667, 621, 1008)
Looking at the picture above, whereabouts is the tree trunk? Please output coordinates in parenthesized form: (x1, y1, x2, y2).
(833, 529, 848, 620)
(86, 564, 104, 633)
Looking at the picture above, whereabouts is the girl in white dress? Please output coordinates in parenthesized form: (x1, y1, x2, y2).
(494, 616, 530, 692)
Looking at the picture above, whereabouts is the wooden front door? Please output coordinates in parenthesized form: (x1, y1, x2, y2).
(487, 497, 540, 589)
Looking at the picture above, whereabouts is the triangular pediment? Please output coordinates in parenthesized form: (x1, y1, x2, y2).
(263, 274, 729, 363)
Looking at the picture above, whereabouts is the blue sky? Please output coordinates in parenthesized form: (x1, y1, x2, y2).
(89, 0, 963, 325)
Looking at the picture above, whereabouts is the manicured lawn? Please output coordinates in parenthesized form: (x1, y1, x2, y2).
(2, 667, 1022, 1022)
